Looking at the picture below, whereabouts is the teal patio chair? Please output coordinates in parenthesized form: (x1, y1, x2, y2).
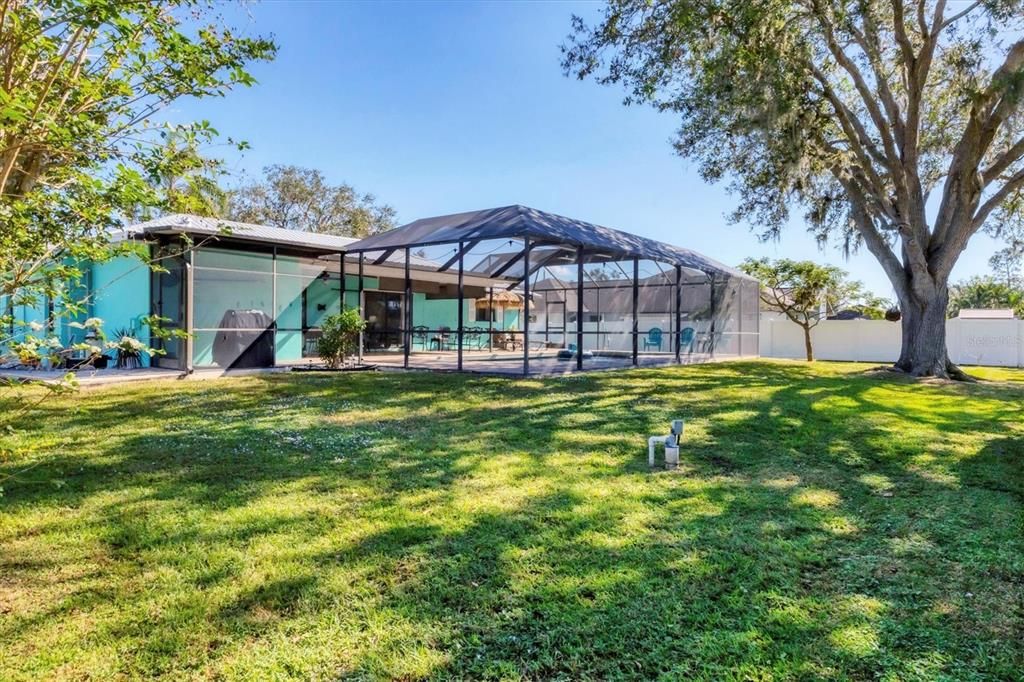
(642, 327, 663, 351)
(680, 326, 695, 353)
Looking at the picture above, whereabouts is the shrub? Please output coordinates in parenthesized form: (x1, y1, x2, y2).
(317, 307, 366, 368)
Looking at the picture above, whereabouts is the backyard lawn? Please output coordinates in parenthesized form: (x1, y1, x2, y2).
(1, 360, 1022, 680)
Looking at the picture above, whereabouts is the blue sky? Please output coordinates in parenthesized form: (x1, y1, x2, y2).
(170, 0, 1003, 297)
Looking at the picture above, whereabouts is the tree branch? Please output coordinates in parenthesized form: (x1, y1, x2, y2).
(973, 169, 1024, 231)
(982, 137, 1024, 185)
(940, 1, 982, 30)
(813, 4, 903, 175)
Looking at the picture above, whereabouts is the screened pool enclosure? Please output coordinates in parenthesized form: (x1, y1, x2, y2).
(342, 205, 759, 375)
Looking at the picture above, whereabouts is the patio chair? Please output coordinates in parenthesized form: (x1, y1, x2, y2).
(432, 327, 451, 351)
(680, 326, 695, 353)
(412, 326, 429, 350)
(642, 327, 663, 351)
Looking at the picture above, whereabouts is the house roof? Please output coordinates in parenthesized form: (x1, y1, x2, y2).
(125, 214, 356, 250)
(122, 214, 437, 267)
(343, 204, 755, 281)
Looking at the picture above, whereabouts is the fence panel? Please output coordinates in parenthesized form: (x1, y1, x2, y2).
(760, 313, 1023, 368)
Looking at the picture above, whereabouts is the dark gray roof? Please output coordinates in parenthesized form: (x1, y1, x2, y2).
(343, 204, 754, 280)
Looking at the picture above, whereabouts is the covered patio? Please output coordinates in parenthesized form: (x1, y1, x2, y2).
(342, 205, 759, 376)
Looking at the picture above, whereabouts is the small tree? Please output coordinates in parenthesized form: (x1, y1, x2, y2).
(317, 308, 367, 369)
(740, 258, 877, 361)
(989, 234, 1023, 288)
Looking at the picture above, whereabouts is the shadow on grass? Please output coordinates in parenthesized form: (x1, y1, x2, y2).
(1, 361, 1022, 679)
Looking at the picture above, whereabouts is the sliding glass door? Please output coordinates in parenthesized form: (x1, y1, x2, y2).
(363, 291, 403, 351)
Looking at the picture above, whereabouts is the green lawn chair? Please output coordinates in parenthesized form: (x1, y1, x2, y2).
(642, 327, 663, 351)
(680, 326, 695, 353)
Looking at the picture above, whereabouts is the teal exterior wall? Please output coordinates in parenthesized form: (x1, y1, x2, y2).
(502, 307, 520, 331)
(409, 296, 519, 333)
(5, 298, 47, 346)
(2, 253, 151, 366)
(4, 238, 523, 368)
(412, 296, 472, 331)
(91, 254, 153, 366)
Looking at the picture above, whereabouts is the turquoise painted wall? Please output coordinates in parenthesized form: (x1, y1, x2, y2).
(2, 241, 523, 368)
(503, 308, 520, 330)
(2, 254, 152, 365)
(412, 296, 472, 331)
(192, 270, 373, 366)
(5, 298, 47, 346)
(91, 255, 152, 366)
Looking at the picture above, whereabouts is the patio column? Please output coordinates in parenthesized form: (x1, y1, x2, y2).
(522, 238, 531, 376)
(358, 253, 364, 364)
(708, 273, 716, 358)
(185, 246, 194, 373)
(339, 251, 346, 311)
(488, 286, 494, 351)
(675, 264, 682, 364)
(404, 247, 411, 369)
(576, 245, 584, 371)
(457, 240, 464, 372)
(632, 257, 639, 366)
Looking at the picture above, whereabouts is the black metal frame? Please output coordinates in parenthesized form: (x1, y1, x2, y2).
(342, 234, 748, 376)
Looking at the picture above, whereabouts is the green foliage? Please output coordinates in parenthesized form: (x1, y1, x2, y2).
(740, 257, 876, 321)
(949, 276, 1024, 318)
(741, 258, 879, 359)
(0, 0, 274, 402)
(229, 164, 397, 237)
(132, 127, 233, 221)
(1, 1, 275, 294)
(0, 362, 1021, 678)
(316, 307, 367, 368)
(989, 224, 1023, 287)
(564, 0, 1024, 375)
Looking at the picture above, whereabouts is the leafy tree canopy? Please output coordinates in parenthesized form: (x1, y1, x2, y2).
(564, 0, 1024, 378)
(989, 222, 1023, 286)
(949, 275, 1024, 316)
(228, 164, 397, 237)
(1, 0, 274, 411)
(0, 0, 275, 311)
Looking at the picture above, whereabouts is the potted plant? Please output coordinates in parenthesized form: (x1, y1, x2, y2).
(317, 307, 367, 369)
(107, 328, 148, 369)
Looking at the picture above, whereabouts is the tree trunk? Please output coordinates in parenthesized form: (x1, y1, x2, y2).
(893, 285, 968, 379)
(802, 324, 814, 361)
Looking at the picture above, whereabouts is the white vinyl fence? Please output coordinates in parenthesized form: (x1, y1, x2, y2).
(760, 312, 1024, 368)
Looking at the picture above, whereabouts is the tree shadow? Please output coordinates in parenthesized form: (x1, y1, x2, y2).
(1, 361, 1021, 678)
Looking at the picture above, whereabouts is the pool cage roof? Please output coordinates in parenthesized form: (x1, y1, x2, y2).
(342, 205, 756, 375)
(344, 204, 754, 282)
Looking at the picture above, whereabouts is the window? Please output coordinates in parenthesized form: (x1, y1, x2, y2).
(475, 306, 496, 322)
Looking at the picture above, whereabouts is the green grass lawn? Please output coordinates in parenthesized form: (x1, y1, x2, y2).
(1, 360, 1022, 680)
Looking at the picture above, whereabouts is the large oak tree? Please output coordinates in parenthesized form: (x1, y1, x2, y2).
(564, 0, 1024, 378)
